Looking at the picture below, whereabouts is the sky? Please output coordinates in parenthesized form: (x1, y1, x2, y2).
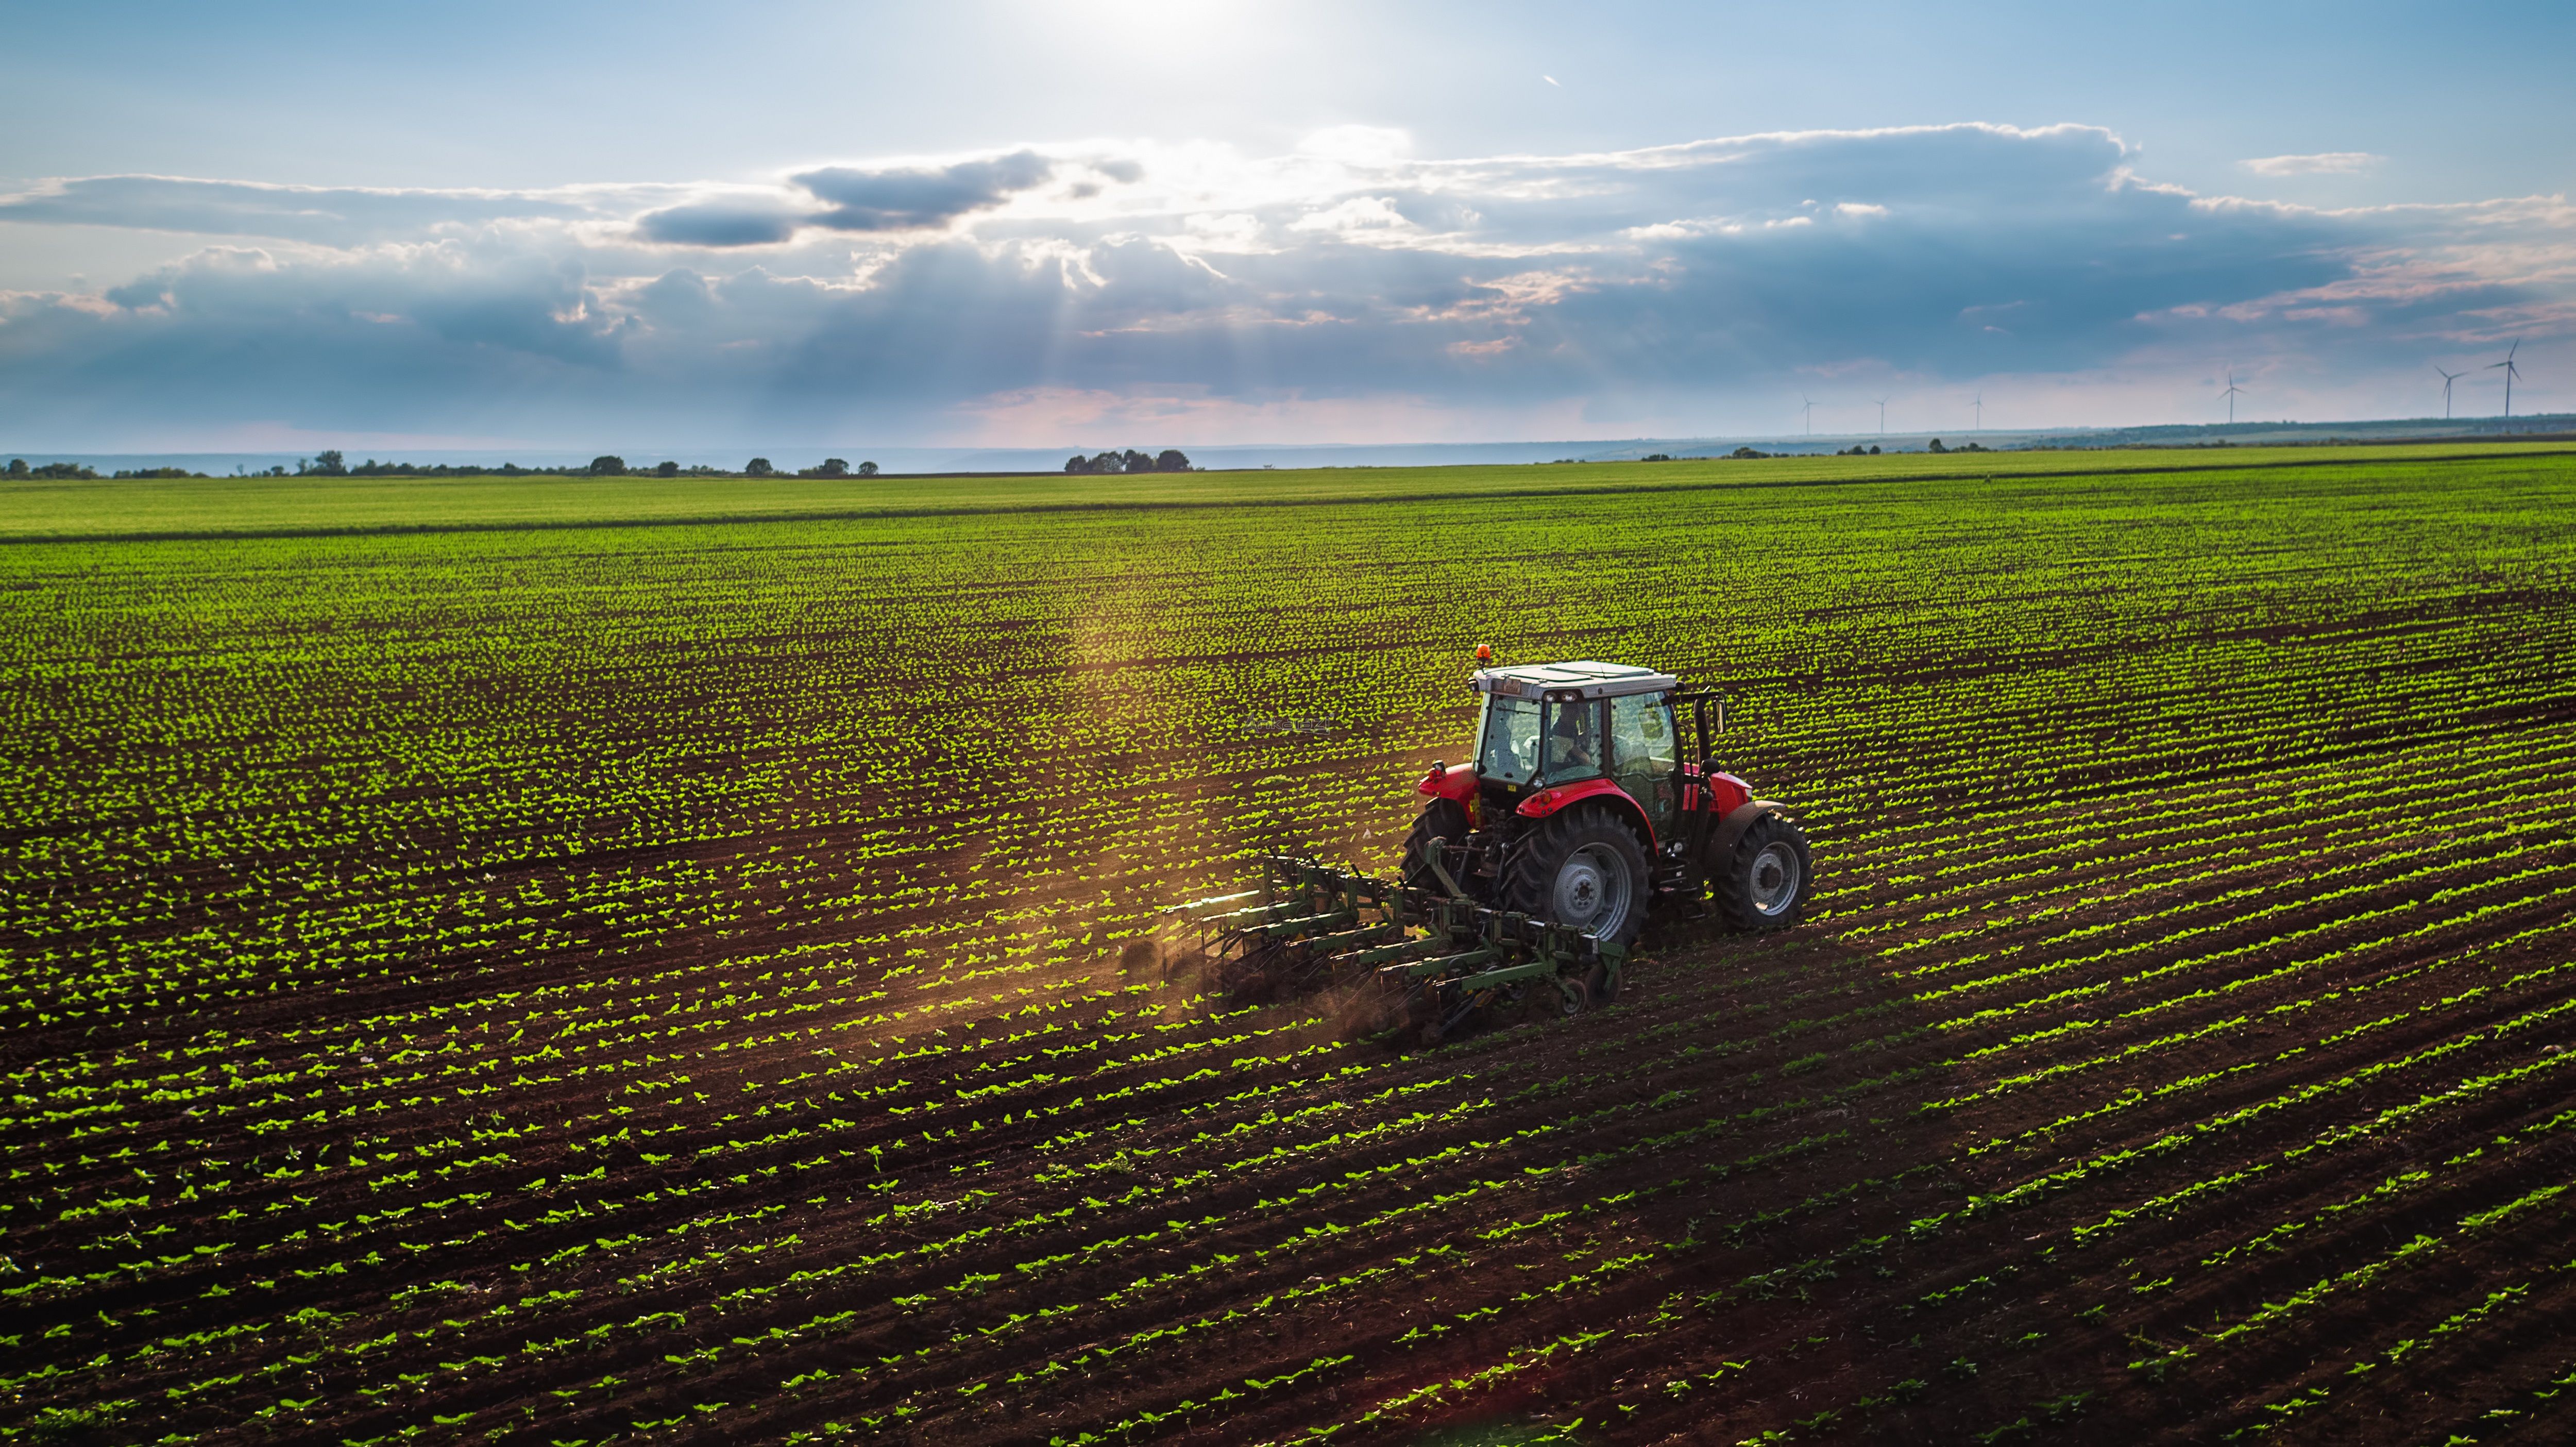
(1, 0, 2569, 454)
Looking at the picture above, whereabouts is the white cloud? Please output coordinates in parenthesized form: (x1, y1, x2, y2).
(1171, 212, 1269, 254)
(1286, 196, 1419, 237)
(0, 174, 631, 245)
(2241, 152, 2386, 176)
(1295, 126, 1413, 165)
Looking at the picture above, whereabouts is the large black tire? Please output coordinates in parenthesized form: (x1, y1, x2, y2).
(1399, 798, 1470, 893)
(1714, 812, 1815, 931)
(1502, 805, 1651, 947)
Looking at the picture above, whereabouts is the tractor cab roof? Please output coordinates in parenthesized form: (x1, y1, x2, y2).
(1471, 660, 1680, 701)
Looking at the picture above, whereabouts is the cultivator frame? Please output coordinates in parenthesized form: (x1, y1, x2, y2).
(1168, 853, 1626, 1044)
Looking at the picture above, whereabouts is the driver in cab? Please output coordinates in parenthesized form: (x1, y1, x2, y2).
(1546, 703, 1598, 776)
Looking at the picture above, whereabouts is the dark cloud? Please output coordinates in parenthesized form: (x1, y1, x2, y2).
(633, 267, 717, 322)
(633, 201, 803, 247)
(101, 275, 175, 310)
(0, 244, 624, 442)
(791, 150, 1055, 232)
(625, 150, 1087, 248)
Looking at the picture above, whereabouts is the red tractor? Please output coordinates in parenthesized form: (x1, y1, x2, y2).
(1172, 654, 1812, 1036)
(1401, 655, 1813, 946)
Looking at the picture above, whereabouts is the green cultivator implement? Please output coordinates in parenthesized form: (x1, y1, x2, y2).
(1168, 853, 1627, 1046)
(1167, 654, 1817, 1045)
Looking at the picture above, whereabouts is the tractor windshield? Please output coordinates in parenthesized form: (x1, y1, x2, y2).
(1476, 695, 1544, 784)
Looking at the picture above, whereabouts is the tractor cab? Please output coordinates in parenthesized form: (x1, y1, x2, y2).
(1468, 661, 1686, 839)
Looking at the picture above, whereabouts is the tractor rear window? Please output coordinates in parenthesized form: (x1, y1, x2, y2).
(1541, 699, 1604, 782)
(1477, 696, 1543, 784)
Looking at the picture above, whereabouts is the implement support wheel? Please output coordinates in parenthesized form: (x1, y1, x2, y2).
(1585, 958, 1623, 1007)
(1528, 973, 1589, 1023)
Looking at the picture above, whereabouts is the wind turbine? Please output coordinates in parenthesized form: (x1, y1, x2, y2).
(2220, 369, 2245, 426)
(1802, 396, 1816, 436)
(1875, 396, 1890, 435)
(1970, 392, 1983, 430)
(2488, 340, 2522, 419)
(2434, 364, 2466, 420)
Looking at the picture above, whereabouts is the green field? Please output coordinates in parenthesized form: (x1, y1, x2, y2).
(7, 440, 2568, 540)
(6, 446, 2576, 1445)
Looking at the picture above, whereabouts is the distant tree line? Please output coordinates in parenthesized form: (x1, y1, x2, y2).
(5, 458, 205, 479)
(8, 459, 106, 479)
(261, 451, 886, 479)
(294, 450, 522, 478)
(3, 452, 999, 481)
(1065, 449, 1192, 474)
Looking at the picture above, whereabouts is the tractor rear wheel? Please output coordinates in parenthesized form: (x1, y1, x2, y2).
(1503, 806, 1650, 947)
(1399, 798, 1470, 893)
(1714, 812, 1814, 931)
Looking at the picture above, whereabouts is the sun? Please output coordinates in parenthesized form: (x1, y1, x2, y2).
(1015, 0, 1279, 68)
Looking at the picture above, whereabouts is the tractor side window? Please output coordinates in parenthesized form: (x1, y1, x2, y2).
(1610, 695, 1679, 831)
(1477, 696, 1543, 785)
(1611, 696, 1677, 774)
(1542, 699, 1604, 782)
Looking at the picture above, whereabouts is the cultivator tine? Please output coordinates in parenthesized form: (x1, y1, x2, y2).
(1252, 908, 1360, 941)
(1335, 934, 1453, 970)
(1173, 893, 1300, 932)
(1427, 988, 1497, 1044)
(1171, 887, 1264, 914)
(1300, 921, 1405, 954)
(1174, 854, 1392, 998)
(1401, 944, 1501, 980)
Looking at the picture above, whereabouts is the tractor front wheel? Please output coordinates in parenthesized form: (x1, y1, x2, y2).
(1399, 798, 1470, 893)
(1714, 812, 1815, 931)
(1503, 806, 1650, 947)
